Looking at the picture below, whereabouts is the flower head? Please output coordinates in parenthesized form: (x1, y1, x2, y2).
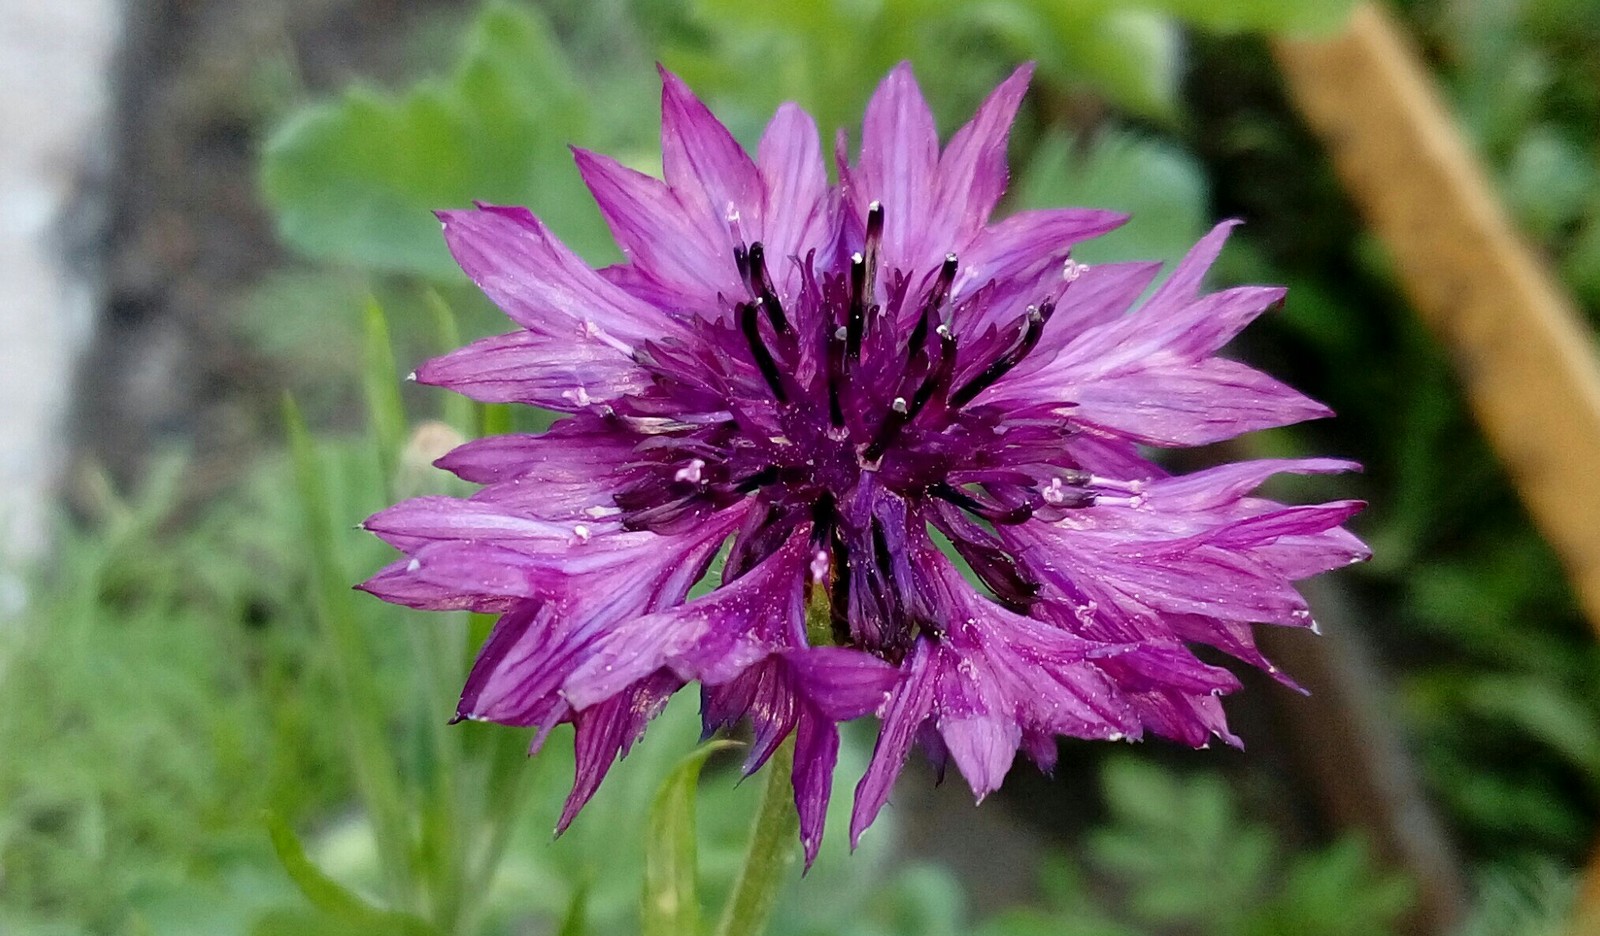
(361, 63, 1367, 863)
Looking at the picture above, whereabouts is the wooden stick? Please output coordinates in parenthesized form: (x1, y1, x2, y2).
(1271, 4, 1600, 928)
(1273, 2, 1600, 629)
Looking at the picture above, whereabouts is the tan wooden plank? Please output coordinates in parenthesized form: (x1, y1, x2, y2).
(1273, 2, 1600, 632)
(1271, 5, 1600, 926)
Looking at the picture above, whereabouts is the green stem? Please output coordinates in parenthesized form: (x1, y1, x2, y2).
(713, 738, 798, 936)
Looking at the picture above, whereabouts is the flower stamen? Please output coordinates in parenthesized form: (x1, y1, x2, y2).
(739, 301, 788, 403)
(950, 301, 1054, 408)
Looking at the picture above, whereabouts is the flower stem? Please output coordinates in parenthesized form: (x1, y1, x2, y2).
(713, 737, 798, 936)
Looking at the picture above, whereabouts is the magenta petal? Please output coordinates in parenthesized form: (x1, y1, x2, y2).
(1049, 284, 1288, 383)
(851, 638, 936, 847)
(363, 496, 568, 552)
(954, 208, 1131, 324)
(414, 329, 649, 410)
(1070, 357, 1333, 446)
(434, 422, 635, 485)
(1144, 219, 1240, 307)
(574, 146, 739, 310)
(928, 63, 1035, 247)
(561, 530, 809, 709)
(1146, 458, 1361, 511)
(558, 671, 682, 832)
(756, 102, 832, 292)
(854, 62, 940, 273)
(357, 559, 514, 613)
(938, 712, 1019, 802)
(793, 709, 838, 868)
(438, 205, 681, 345)
(780, 646, 897, 721)
(658, 66, 760, 253)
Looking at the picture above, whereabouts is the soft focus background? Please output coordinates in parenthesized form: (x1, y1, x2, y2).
(3, 1, 1600, 934)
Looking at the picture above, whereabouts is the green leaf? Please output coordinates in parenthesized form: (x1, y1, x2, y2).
(263, 813, 439, 936)
(1136, 0, 1358, 36)
(1503, 126, 1596, 240)
(261, 2, 614, 278)
(643, 739, 738, 936)
(1014, 130, 1208, 267)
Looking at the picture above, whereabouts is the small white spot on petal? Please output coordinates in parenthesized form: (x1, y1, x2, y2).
(405, 371, 418, 382)
(406, 558, 421, 572)
(675, 458, 706, 484)
(1062, 258, 1089, 282)
(890, 396, 908, 414)
(571, 524, 592, 544)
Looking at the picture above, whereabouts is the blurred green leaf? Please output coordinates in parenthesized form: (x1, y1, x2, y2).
(1137, 0, 1358, 35)
(263, 813, 439, 936)
(642, 740, 736, 936)
(284, 397, 413, 906)
(262, 2, 615, 278)
(1503, 126, 1596, 239)
(559, 882, 592, 936)
(1000, 4, 1182, 121)
(1014, 130, 1208, 267)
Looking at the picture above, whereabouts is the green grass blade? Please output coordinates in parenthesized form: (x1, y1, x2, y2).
(361, 298, 408, 500)
(283, 395, 414, 908)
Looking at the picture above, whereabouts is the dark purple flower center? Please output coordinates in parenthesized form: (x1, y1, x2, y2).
(605, 203, 1129, 660)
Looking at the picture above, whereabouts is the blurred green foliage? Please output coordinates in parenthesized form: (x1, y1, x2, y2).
(978, 760, 1412, 936)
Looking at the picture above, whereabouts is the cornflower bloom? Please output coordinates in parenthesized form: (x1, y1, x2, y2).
(360, 63, 1368, 863)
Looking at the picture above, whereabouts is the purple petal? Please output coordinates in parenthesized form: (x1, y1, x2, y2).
(793, 709, 839, 869)
(929, 63, 1035, 246)
(780, 646, 897, 721)
(853, 62, 939, 274)
(439, 205, 681, 345)
(561, 531, 809, 709)
(756, 103, 833, 293)
(559, 671, 683, 832)
(1068, 357, 1333, 446)
(357, 559, 514, 613)
(573, 146, 738, 310)
(953, 209, 1131, 326)
(1145, 458, 1361, 511)
(937, 711, 1020, 802)
(1145, 219, 1240, 307)
(414, 329, 650, 410)
(1038, 283, 1287, 388)
(851, 637, 936, 847)
(658, 66, 760, 256)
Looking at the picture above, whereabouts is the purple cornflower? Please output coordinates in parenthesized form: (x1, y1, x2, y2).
(360, 63, 1368, 863)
